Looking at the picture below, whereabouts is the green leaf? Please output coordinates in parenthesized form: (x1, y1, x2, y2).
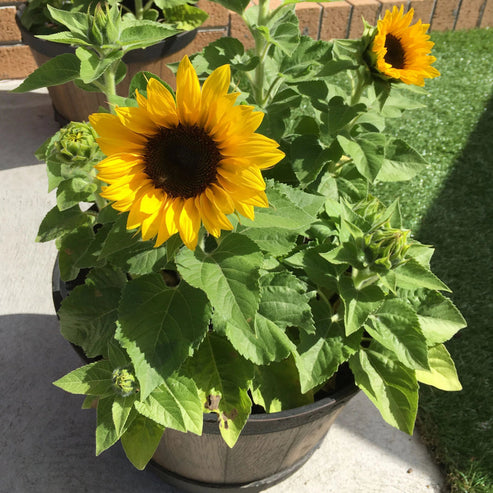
(119, 22, 178, 51)
(12, 54, 80, 93)
(339, 276, 385, 335)
(240, 227, 298, 257)
(377, 138, 428, 182)
(96, 396, 119, 456)
(58, 225, 95, 281)
(162, 4, 208, 30)
(252, 355, 313, 413)
(176, 233, 264, 362)
(411, 290, 466, 345)
(290, 134, 326, 187)
(37, 31, 90, 46)
(326, 96, 366, 135)
(208, 0, 250, 15)
(112, 395, 137, 437)
(366, 299, 429, 371)
(185, 333, 253, 448)
(349, 347, 419, 434)
(56, 178, 98, 211)
(53, 360, 114, 396)
(239, 181, 324, 231)
(294, 298, 361, 393)
(128, 71, 174, 100)
(46, 5, 90, 37)
(337, 133, 386, 183)
(117, 273, 211, 399)
(36, 205, 94, 242)
(134, 375, 203, 435)
(415, 344, 462, 391)
(394, 259, 451, 292)
(121, 415, 165, 470)
(76, 47, 122, 84)
(58, 266, 126, 358)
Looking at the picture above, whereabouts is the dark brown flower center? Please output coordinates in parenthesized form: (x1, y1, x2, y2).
(384, 34, 406, 69)
(143, 124, 222, 199)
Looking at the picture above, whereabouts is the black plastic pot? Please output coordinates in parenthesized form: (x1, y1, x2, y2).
(16, 5, 197, 123)
(52, 259, 359, 492)
(16, 9, 197, 63)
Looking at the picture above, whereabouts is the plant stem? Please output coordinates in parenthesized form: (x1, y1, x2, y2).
(102, 61, 118, 113)
(251, 0, 270, 106)
(134, 0, 144, 20)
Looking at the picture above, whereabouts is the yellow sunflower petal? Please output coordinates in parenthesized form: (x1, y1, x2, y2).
(146, 77, 179, 128)
(176, 55, 201, 126)
(198, 193, 233, 237)
(178, 198, 201, 250)
(89, 113, 146, 155)
(115, 106, 158, 136)
(201, 64, 231, 107)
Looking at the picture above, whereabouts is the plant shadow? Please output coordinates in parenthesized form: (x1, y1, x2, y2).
(414, 93, 493, 478)
(0, 313, 178, 492)
(0, 85, 59, 171)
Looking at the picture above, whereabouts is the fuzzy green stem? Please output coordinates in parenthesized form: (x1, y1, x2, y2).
(250, 0, 270, 106)
(134, 0, 145, 20)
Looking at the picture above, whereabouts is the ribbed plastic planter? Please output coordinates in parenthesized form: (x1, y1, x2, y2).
(52, 259, 359, 492)
(16, 7, 197, 124)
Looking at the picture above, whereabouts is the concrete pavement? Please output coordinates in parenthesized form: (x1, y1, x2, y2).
(0, 79, 444, 493)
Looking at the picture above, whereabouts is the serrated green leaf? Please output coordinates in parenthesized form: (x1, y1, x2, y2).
(58, 225, 95, 281)
(394, 259, 450, 292)
(326, 96, 366, 135)
(339, 276, 385, 335)
(12, 54, 80, 93)
(58, 266, 126, 358)
(208, 0, 250, 15)
(184, 333, 253, 448)
(366, 299, 429, 370)
(108, 340, 131, 369)
(415, 344, 462, 391)
(119, 22, 178, 51)
(240, 181, 324, 230)
(96, 396, 119, 456)
(56, 178, 98, 211)
(134, 375, 203, 435)
(121, 415, 164, 470)
(349, 347, 418, 434)
(252, 355, 313, 413)
(112, 395, 137, 437)
(411, 291, 466, 344)
(117, 273, 211, 399)
(377, 138, 428, 182)
(337, 133, 386, 183)
(46, 5, 90, 37)
(176, 233, 265, 362)
(240, 227, 297, 257)
(53, 360, 114, 396)
(162, 4, 208, 30)
(76, 47, 122, 84)
(37, 31, 90, 46)
(294, 298, 360, 393)
(37, 205, 94, 242)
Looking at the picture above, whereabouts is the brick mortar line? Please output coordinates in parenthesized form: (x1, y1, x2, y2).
(345, 3, 353, 39)
(316, 3, 324, 41)
(453, 0, 463, 30)
(477, 0, 488, 27)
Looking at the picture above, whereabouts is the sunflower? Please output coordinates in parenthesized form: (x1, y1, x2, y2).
(89, 56, 284, 250)
(371, 6, 440, 86)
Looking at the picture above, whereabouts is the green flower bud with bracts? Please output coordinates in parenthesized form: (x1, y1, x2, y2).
(47, 121, 99, 165)
(112, 367, 139, 397)
(365, 222, 411, 270)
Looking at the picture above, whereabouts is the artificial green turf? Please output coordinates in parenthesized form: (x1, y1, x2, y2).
(375, 28, 493, 492)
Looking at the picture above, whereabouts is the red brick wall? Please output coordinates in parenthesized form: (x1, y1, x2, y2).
(1, 0, 492, 79)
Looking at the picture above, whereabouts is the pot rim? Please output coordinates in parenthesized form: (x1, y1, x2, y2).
(15, 6, 198, 63)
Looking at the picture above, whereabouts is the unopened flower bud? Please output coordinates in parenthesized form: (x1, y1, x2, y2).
(112, 368, 138, 397)
(47, 122, 99, 165)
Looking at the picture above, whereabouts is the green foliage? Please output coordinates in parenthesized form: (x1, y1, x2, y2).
(37, 0, 466, 473)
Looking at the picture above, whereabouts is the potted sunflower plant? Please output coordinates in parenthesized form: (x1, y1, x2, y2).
(22, 2, 466, 490)
(15, 0, 207, 122)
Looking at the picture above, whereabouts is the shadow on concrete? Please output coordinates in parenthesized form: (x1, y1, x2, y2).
(0, 313, 178, 492)
(0, 87, 59, 171)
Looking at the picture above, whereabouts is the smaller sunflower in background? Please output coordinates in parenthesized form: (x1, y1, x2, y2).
(89, 56, 284, 250)
(371, 6, 440, 86)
